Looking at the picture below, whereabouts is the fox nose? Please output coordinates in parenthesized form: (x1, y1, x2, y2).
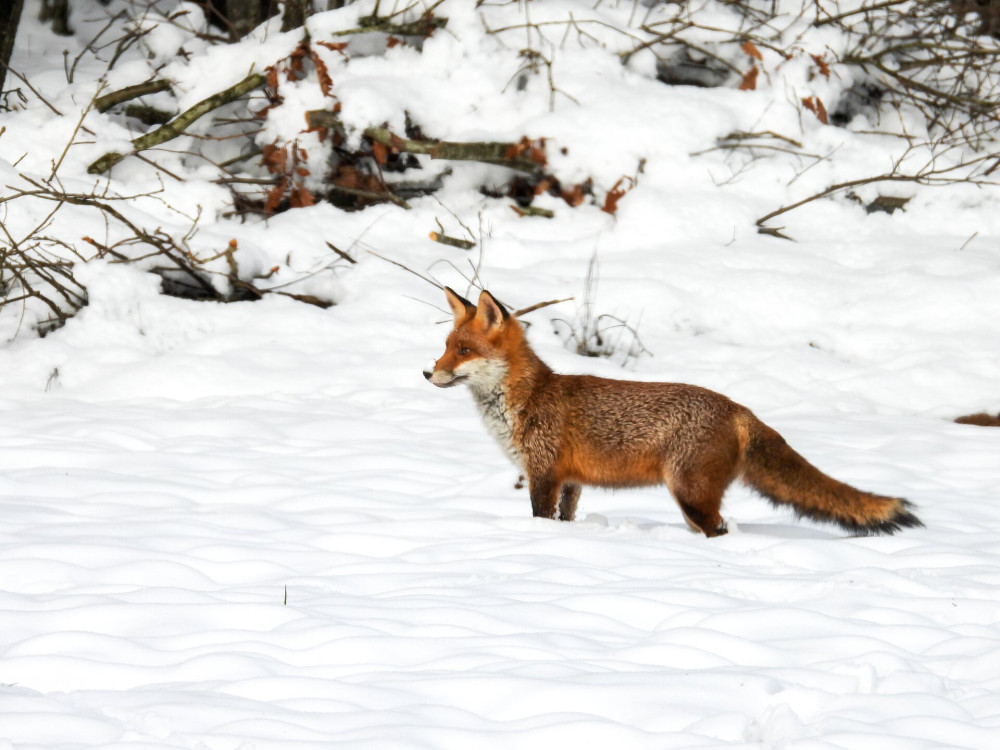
(423, 370, 432, 380)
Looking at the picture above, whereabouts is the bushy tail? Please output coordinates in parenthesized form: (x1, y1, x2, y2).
(739, 416, 923, 535)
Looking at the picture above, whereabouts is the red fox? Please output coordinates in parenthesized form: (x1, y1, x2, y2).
(424, 287, 922, 537)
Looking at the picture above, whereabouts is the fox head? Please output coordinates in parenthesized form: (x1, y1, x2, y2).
(424, 287, 513, 390)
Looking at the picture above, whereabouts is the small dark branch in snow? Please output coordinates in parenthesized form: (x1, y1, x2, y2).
(216, 147, 263, 171)
(328, 183, 411, 210)
(215, 176, 282, 186)
(133, 154, 185, 183)
(714, 131, 803, 150)
(121, 104, 174, 126)
(94, 80, 172, 113)
(757, 225, 793, 241)
(863, 195, 910, 214)
(273, 290, 333, 309)
(510, 205, 554, 219)
(325, 241, 357, 265)
(428, 232, 475, 250)
(955, 412, 1000, 427)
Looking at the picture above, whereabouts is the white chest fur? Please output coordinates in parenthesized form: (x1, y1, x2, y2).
(454, 357, 520, 467)
(470, 383, 520, 468)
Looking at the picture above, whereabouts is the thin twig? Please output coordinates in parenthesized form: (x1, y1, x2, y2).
(325, 241, 357, 264)
(513, 297, 573, 317)
(366, 250, 442, 288)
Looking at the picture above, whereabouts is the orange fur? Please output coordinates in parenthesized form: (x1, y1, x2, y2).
(425, 288, 923, 537)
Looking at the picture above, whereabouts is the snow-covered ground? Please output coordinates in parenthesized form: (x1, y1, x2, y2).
(2, 1, 1000, 747)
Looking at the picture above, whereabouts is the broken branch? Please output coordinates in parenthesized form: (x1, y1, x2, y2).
(513, 297, 573, 317)
(304, 110, 546, 174)
(94, 79, 172, 113)
(87, 71, 267, 174)
(428, 231, 475, 250)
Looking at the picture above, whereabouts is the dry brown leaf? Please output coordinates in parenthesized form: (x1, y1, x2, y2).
(810, 53, 830, 79)
(316, 41, 349, 56)
(504, 136, 548, 166)
(739, 66, 759, 91)
(334, 165, 360, 190)
(561, 185, 585, 207)
(742, 40, 763, 61)
(265, 178, 288, 213)
(602, 176, 635, 215)
(260, 142, 288, 174)
(311, 50, 334, 97)
(802, 96, 828, 123)
(289, 184, 316, 208)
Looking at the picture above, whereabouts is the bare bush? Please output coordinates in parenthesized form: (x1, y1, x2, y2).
(820, 0, 1000, 152)
(552, 254, 649, 367)
(0, 175, 343, 338)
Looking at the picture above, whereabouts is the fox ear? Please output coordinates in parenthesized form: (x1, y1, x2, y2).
(475, 290, 509, 331)
(444, 286, 475, 326)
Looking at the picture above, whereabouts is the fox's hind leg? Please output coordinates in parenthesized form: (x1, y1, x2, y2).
(666, 462, 737, 538)
(665, 434, 741, 537)
(669, 478, 728, 537)
(558, 483, 581, 522)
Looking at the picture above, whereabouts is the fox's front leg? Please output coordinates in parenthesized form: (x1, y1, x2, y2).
(559, 483, 581, 522)
(528, 473, 560, 519)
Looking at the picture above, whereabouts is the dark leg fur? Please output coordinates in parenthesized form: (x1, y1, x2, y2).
(529, 474, 560, 519)
(665, 440, 740, 537)
(559, 484, 581, 521)
(669, 471, 731, 537)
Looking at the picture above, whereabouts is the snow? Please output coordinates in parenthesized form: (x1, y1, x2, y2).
(2, 0, 1000, 747)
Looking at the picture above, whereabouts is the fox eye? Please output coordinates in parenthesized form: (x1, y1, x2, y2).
(459, 347, 472, 356)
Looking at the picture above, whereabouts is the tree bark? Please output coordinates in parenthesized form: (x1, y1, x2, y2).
(0, 0, 24, 92)
(281, 0, 309, 32)
(230, 0, 263, 39)
(39, 0, 72, 36)
(203, 0, 280, 41)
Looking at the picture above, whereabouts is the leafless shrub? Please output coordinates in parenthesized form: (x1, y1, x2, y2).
(552, 253, 649, 367)
(0, 220, 89, 337)
(819, 0, 1000, 152)
(0, 173, 342, 338)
